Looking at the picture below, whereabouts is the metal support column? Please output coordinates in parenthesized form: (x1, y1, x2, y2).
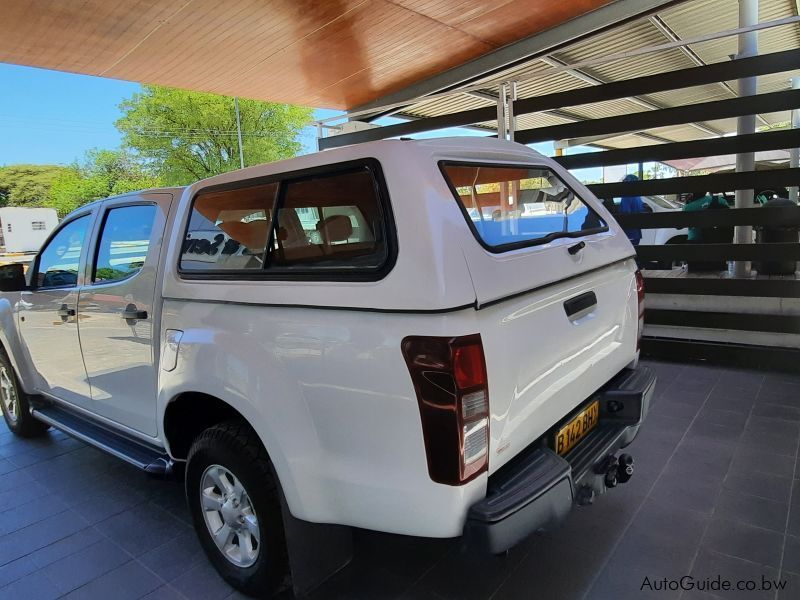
(497, 83, 508, 141)
(733, 0, 759, 277)
(508, 82, 518, 142)
(790, 76, 800, 204)
(316, 122, 324, 152)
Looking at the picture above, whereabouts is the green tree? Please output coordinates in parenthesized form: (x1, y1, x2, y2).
(0, 164, 70, 207)
(116, 85, 312, 186)
(48, 149, 162, 216)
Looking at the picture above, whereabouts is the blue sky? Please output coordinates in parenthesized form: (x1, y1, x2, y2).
(0, 63, 603, 180)
(0, 64, 137, 165)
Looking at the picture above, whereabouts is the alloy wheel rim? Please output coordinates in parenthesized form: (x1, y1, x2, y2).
(0, 366, 18, 424)
(200, 464, 260, 567)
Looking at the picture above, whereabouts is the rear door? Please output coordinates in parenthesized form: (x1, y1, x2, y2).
(440, 162, 639, 469)
(77, 193, 172, 436)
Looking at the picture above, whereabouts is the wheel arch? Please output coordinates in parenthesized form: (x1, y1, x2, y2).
(666, 234, 688, 244)
(163, 391, 253, 460)
(0, 299, 36, 395)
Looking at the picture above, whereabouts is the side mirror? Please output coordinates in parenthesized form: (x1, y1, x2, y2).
(0, 263, 28, 292)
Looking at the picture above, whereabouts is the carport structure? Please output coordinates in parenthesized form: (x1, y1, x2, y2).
(1, 1, 800, 599)
(309, 0, 800, 370)
(7, 0, 796, 367)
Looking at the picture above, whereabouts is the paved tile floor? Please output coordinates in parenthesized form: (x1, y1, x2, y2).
(1, 360, 800, 599)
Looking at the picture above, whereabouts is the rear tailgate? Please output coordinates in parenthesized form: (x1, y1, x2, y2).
(441, 161, 639, 472)
(473, 258, 639, 472)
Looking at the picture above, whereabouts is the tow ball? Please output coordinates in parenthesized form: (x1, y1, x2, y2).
(594, 453, 635, 488)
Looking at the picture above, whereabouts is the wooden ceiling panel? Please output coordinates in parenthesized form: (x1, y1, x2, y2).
(103, 0, 371, 91)
(454, 0, 613, 46)
(388, 0, 517, 33)
(0, 0, 179, 74)
(0, 0, 612, 108)
(227, 1, 495, 107)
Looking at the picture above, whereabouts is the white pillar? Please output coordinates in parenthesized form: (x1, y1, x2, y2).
(508, 81, 518, 142)
(496, 83, 508, 141)
(790, 77, 800, 204)
(733, 0, 759, 277)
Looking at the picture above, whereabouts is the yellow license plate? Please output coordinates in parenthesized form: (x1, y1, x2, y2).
(555, 400, 600, 456)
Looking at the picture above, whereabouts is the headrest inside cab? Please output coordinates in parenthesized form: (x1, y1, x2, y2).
(317, 215, 353, 243)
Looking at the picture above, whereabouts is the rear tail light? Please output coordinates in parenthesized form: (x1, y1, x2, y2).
(401, 334, 489, 485)
(635, 269, 645, 349)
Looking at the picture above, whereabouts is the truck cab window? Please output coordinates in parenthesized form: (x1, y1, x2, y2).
(271, 169, 386, 270)
(35, 215, 89, 288)
(94, 205, 157, 283)
(181, 181, 278, 271)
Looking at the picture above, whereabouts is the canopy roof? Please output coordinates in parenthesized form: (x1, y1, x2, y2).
(0, 0, 615, 109)
(390, 0, 800, 149)
(3, 0, 799, 152)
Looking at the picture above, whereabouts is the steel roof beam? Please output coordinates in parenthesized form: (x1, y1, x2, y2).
(349, 0, 684, 119)
(320, 48, 800, 150)
(538, 55, 722, 138)
(647, 14, 769, 127)
(463, 89, 673, 146)
(514, 88, 800, 145)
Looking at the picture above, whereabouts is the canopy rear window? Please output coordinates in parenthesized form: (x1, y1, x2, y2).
(440, 163, 607, 252)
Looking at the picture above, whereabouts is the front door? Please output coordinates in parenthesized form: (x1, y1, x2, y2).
(19, 213, 94, 408)
(77, 194, 172, 436)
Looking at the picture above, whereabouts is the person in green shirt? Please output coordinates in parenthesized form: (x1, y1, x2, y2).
(682, 191, 731, 271)
(682, 191, 728, 241)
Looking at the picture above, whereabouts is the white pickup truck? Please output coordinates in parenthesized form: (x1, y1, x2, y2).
(0, 138, 654, 598)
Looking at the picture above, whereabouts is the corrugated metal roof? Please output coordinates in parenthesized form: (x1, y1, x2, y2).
(394, 0, 800, 153)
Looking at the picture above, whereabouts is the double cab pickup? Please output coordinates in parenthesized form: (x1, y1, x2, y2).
(0, 138, 654, 597)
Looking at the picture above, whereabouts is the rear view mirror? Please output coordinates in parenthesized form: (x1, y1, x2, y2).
(0, 263, 28, 292)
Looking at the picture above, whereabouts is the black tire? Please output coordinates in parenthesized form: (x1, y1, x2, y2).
(0, 351, 49, 438)
(186, 419, 288, 598)
(658, 236, 688, 270)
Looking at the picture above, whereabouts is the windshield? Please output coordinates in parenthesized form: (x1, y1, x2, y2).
(441, 163, 607, 250)
(645, 196, 680, 210)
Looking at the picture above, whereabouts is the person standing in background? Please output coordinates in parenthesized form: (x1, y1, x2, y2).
(618, 174, 646, 246)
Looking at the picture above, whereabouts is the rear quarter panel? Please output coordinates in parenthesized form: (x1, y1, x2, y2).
(158, 299, 487, 536)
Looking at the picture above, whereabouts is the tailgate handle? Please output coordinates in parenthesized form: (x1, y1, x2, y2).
(567, 241, 586, 255)
(564, 291, 597, 317)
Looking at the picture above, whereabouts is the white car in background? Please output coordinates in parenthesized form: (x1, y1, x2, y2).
(638, 195, 688, 247)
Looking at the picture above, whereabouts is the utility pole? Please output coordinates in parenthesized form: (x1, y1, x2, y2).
(234, 97, 245, 169)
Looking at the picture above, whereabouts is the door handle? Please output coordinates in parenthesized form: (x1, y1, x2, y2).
(57, 305, 76, 318)
(121, 304, 148, 321)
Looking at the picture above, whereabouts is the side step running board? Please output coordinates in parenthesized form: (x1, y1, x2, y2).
(32, 404, 173, 475)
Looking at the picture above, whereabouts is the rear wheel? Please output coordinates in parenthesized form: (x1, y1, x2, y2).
(0, 352, 49, 437)
(186, 420, 288, 598)
(659, 236, 688, 270)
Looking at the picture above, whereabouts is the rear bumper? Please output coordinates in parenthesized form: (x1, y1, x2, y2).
(463, 365, 656, 554)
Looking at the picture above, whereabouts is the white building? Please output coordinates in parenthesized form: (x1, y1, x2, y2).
(0, 207, 59, 253)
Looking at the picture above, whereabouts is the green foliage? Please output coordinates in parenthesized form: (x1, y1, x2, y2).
(0, 164, 70, 208)
(116, 85, 312, 185)
(3, 85, 308, 216)
(48, 149, 162, 216)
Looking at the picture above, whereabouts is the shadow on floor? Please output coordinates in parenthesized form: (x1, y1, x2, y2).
(1, 361, 799, 599)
